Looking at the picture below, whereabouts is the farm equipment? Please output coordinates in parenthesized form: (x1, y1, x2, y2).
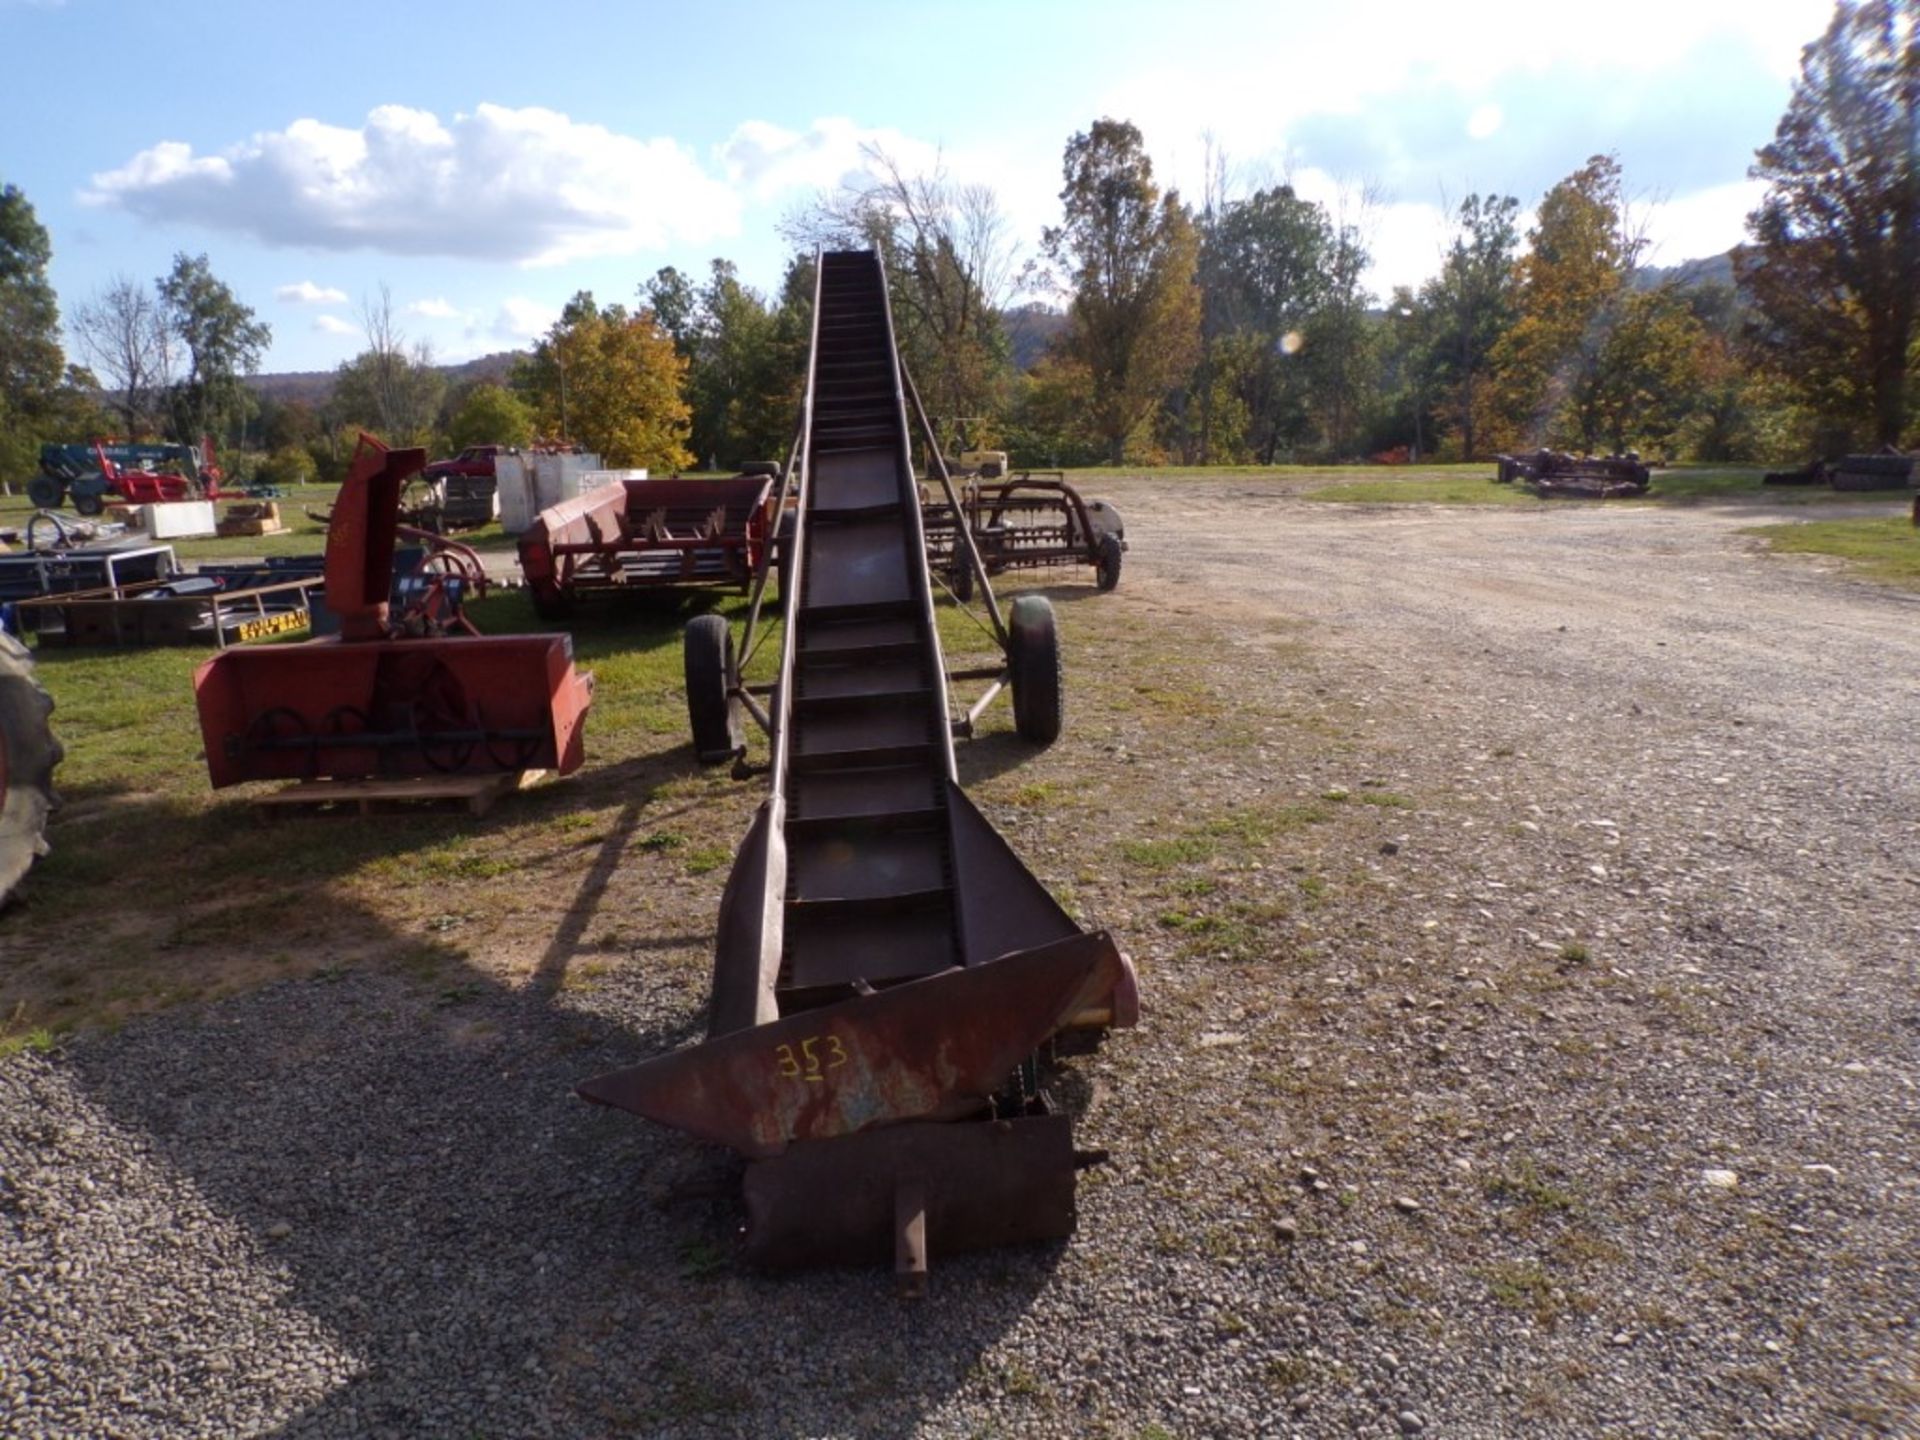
(0, 518, 176, 636)
(1495, 449, 1650, 499)
(578, 250, 1137, 1291)
(516, 467, 783, 619)
(30, 438, 224, 515)
(1828, 452, 1914, 492)
(922, 470, 1127, 594)
(0, 632, 60, 904)
(193, 433, 593, 789)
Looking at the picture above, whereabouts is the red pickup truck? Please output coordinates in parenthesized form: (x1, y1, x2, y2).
(422, 445, 506, 483)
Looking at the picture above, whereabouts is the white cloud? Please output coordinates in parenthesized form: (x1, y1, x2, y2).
(491, 296, 559, 343)
(276, 279, 347, 305)
(1466, 104, 1504, 141)
(1640, 178, 1767, 268)
(407, 297, 460, 320)
(84, 104, 741, 267)
(720, 118, 941, 204)
(313, 314, 355, 335)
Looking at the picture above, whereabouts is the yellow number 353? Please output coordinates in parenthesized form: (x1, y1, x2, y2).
(774, 1034, 850, 1082)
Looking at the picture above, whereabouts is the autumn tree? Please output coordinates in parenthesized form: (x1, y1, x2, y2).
(1485, 155, 1642, 451)
(649, 260, 799, 467)
(1419, 193, 1521, 458)
(447, 383, 533, 451)
(1566, 285, 1708, 454)
(1043, 119, 1201, 463)
(157, 252, 270, 446)
(1739, 0, 1919, 448)
(516, 293, 692, 471)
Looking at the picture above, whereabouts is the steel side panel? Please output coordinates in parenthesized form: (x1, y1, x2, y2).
(708, 797, 787, 1038)
(944, 781, 1079, 967)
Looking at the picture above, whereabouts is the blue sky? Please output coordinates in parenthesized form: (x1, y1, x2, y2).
(2, 0, 1834, 374)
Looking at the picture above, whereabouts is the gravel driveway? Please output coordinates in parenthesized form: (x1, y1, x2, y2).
(4, 483, 1916, 1437)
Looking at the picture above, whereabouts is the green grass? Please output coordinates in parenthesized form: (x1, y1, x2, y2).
(1300, 465, 1541, 506)
(1299, 463, 1903, 509)
(1749, 515, 1920, 589)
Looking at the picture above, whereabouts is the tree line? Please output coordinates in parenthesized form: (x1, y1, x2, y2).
(1, 0, 1910, 485)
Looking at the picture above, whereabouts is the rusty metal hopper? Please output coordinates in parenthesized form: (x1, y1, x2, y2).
(193, 433, 593, 787)
(580, 251, 1135, 1289)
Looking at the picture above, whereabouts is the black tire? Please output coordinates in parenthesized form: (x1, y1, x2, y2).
(949, 554, 975, 603)
(685, 614, 742, 764)
(71, 488, 106, 518)
(1008, 595, 1062, 746)
(740, 460, 782, 478)
(1094, 532, 1123, 592)
(0, 633, 61, 905)
(529, 585, 574, 623)
(25, 475, 64, 510)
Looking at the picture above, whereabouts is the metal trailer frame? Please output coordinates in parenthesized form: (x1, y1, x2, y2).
(14, 574, 324, 649)
(0, 538, 178, 632)
(922, 470, 1127, 595)
(579, 250, 1137, 1293)
(193, 434, 594, 789)
(1495, 449, 1651, 498)
(515, 472, 781, 620)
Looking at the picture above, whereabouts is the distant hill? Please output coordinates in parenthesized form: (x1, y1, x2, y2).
(1634, 250, 1737, 292)
(1002, 304, 1067, 371)
(244, 350, 522, 409)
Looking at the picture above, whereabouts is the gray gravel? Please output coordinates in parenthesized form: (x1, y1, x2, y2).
(4, 484, 1918, 1437)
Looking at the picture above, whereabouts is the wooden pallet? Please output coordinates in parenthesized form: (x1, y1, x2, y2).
(252, 770, 548, 817)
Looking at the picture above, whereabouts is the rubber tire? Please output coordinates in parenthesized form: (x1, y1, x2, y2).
(25, 475, 64, 510)
(949, 556, 975, 603)
(1095, 532, 1123, 592)
(1008, 595, 1063, 746)
(741, 460, 782, 478)
(0, 633, 61, 905)
(529, 585, 574, 623)
(71, 488, 106, 518)
(685, 614, 742, 764)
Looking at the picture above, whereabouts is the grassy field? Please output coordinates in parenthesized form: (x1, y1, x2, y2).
(1295, 463, 1902, 507)
(0, 570, 1013, 1048)
(1747, 514, 1920, 589)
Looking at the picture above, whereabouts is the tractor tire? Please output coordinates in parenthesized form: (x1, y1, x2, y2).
(0, 633, 61, 905)
(71, 486, 107, 518)
(1008, 595, 1062, 746)
(25, 475, 64, 510)
(949, 555, 975, 604)
(685, 613, 742, 764)
(741, 460, 783, 478)
(1095, 532, 1124, 592)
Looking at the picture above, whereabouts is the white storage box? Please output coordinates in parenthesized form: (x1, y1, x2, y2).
(140, 501, 218, 539)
